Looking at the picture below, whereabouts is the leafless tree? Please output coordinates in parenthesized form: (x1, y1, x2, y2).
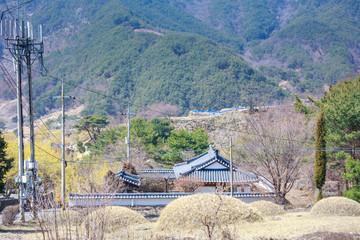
(174, 176, 201, 192)
(101, 170, 126, 193)
(236, 107, 314, 204)
(136, 102, 180, 119)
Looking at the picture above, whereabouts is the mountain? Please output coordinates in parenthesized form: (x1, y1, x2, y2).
(1, 0, 358, 118)
(19, 0, 284, 116)
(173, 0, 360, 93)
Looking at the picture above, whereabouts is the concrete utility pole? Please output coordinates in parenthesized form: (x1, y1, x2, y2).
(2, 2, 44, 223)
(230, 137, 233, 197)
(127, 103, 130, 163)
(16, 38, 25, 222)
(26, 37, 36, 218)
(61, 80, 66, 209)
(54, 80, 74, 209)
(125, 104, 135, 163)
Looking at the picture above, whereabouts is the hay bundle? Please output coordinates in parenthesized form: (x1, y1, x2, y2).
(84, 206, 147, 233)
(310, 197, 360, 217)
(249, 200, 285, 216)
(156, 194, 262, 233)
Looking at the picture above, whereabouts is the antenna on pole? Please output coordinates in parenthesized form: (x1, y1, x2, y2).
(1, 0, 44, 221)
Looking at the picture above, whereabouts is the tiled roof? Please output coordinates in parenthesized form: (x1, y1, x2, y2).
(137, 169, 176, 179)
(137, 169, 174, 173)
(69, 192, 276, 200)
(174, 145, 234, 178)
(114, 169, 141, 186)
(172, 146, 259, 184)
(188, 170, 258, 183)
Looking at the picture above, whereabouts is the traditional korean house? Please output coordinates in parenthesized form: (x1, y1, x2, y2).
(137, 146, 272, 193)
(173, 145, 265, 193)
(69, 147, 275, 207)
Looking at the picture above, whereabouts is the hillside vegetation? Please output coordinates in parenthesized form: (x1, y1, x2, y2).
(17, 0, 286, 117)
(1, 0, 358, 118)
(177, 0, 360, 93)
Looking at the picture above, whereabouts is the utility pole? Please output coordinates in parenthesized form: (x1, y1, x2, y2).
(26, 36, 36, 218)
(127, 103, 130, 163)
(61, 79, 65, 209)
(54, 80, 74, 209)
(16, 36, 25, 222)
(125, 103, 135, 163)
(2, 2, 44, 223)
(230, 137, 233, 197)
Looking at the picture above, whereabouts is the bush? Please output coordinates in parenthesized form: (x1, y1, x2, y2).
(344, 185, 360, 202)
(84, 206, 147, 233)
(2, 205, 19, 225)
(139, 177, 166, 192)
(310, 197, 360, 217)
(249, 200, 285, 216)
(156, 194, 262, 238)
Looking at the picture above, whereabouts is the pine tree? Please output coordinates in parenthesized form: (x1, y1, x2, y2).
(0, 131, 13, 194)
(294, 95, 314, 116)
(314, 112, 326, 201)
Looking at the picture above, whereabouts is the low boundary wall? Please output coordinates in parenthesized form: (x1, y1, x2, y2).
(69, 192, 276, 207)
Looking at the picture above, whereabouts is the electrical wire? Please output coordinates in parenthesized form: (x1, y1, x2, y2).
(0, 56, 173, 118)
(39, 147, 212, 165)
(1, 55, 309, 145)
(232, 144, 360, 152)
(0, 60, 62, 144)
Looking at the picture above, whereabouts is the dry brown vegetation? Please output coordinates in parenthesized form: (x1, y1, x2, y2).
(2, 196, 360, 239)
(310, 196, 360, 217)
(1, 205, 19, 226)
(156, 194, 262, 239)
(237, 107, 315, 204)
(87, 206, 148, 232)
(249, 200, 285, 216)
(174, 176, 201, 192)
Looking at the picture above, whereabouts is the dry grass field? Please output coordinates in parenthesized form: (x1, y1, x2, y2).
(1, 196, 360, 239)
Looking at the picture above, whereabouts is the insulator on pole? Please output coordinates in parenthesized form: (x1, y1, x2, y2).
(1, 20, 4, 36)
(21, 20, 25, 39)
(39, 25, 42, 43)
(27, 21, 31, 40)
(10, 20, 14, 38)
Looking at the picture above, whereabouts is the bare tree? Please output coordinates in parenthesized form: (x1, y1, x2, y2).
(237, 107, 314, 204)
(101, 170, 126, 193)
(136, 102, 180, 119)
(174, 176, 201, 192)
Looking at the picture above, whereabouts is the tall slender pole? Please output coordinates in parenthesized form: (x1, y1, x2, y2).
(230, 137, 233, 197)
(27, 42, 36, 217)
(127, 103, 130, 163)
(16, 41, 25, 222)
(61, 79, 66, 209)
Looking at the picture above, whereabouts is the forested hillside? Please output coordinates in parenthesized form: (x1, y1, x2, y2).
(175, 0, 360, 93)
(1, 0, 358, 118)
(22, 0, 284, 116)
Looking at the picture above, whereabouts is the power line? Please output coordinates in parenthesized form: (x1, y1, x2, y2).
(23, 137, 62, 161)
(1, 55, 308, 145)
(0, 56, 173, 118)
(0, 60, 62, 145)
(232, 144, 360, 152)
(38, 147, 211, 165)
